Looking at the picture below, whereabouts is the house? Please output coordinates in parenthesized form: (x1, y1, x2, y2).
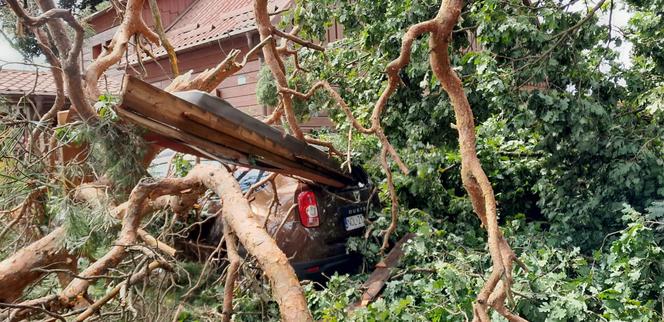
(84, 0, 343, 130)
(0, 68, 121, 118)
(0, 69, 66, 118)
(0, 0, 343, 129)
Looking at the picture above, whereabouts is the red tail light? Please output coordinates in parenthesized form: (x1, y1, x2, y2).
(297, 190, 320, 227)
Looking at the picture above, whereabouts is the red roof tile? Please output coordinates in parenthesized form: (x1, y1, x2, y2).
(155, 0, 291, 56)
(0, 69, 122, 97)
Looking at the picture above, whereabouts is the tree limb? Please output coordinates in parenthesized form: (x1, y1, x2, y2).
(147, 0, 179, 76)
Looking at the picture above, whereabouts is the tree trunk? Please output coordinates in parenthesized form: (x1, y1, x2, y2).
(0, 227, 71, 302)
(195, 165, 313, 322)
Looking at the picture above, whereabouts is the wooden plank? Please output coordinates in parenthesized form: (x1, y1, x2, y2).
(118, 108, 349, 188)
(120, 76, 352, 183)
(350, 233, 416, 310)
(222, 94, 258, 108)
(117, 109, 250, 164)
(173, 90, 346, 175)
(179, 111, 349, 182)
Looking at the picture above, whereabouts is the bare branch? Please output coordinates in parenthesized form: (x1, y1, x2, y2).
(221, 222, 241, 322)
(254, 0, 305, 139)
(427, 0, 523, 320)
(272, 27, 325, 52)
(148, 0, 179, 76)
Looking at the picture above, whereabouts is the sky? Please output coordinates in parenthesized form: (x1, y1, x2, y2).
(0, 35, 33, 70)
(0, 1, 634, 71)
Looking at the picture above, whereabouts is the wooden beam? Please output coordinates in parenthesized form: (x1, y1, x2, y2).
(122, 77, 348, 177)
(118, 109, 349, 187)
(350, 233, 416, 310)
(118, 76, 353, 187)
(118, 109, 250, 164)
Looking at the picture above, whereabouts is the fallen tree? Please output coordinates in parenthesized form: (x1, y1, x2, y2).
(1, 165, 311, 321)
(1, 0, 310, 320)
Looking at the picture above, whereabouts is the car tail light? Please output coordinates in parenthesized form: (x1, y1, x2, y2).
(297, 190, 320, 228)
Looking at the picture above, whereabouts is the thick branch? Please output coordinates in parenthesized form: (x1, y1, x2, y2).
(4, 165, 311, 321)
(29, 28, 65, 152)
(254, 0, 304, 139)
(84, 0, 159, 99)
(427, 0, 523, 320)
(7, 0, 97, 120)
(221, 221, 241, 322)
(0, 227, 72, 303)
(197, 164, 312, 321)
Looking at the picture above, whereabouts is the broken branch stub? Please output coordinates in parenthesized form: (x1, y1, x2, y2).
(0, 227, 72, 303)
(165, 35, 272, 93)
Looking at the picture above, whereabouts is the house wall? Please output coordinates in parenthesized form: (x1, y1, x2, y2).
(139, 34, 265, 117)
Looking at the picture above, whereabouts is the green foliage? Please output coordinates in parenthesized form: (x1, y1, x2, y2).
(54, 95, 148, 196)
(2, 0, 663, 320)
(0, 0, 103, 60)
(289, 0, 664, 249)
(299, 204, 663, 321)
(256, 65, 280, 108)
(255, 62, 339, 124)
(0, 5, 43, 59)
(54, 197, 118, 255)
(172, 153, 194, 177)
(276, 0, 664, 320)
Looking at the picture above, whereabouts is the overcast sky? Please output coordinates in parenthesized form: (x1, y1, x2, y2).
(0, 35, 34, 70)
(0, 1, 634, 71)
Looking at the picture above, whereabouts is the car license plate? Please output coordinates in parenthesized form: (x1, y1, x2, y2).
(344, 214, 365, 231)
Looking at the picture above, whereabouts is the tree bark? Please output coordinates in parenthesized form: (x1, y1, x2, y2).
(0, 227, 71, 303)
(3, 165, 311, 321)
(221, 220, 241, 322)
(427, 0, 523, 320)
(196, 164, 313, 322)
(84, 0, 158, 100)
(253, 0, 305, 139)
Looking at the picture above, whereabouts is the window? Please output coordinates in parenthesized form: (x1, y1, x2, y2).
(92, 44, 102, 59)
(92, 40, 111, 59)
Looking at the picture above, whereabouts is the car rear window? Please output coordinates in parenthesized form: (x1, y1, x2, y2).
(147, 151, 270, 193)
(234, 169, 269, 193)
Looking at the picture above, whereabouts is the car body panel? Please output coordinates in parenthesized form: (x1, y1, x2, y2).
(246, 173, 374, 264)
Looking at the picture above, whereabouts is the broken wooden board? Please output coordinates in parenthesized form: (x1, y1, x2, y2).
(350, 233, 416, 310)
(118, 76, 353, 188)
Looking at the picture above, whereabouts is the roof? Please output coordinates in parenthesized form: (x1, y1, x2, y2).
(153, 0, 291, 57)
(0, 69, 122, 97)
